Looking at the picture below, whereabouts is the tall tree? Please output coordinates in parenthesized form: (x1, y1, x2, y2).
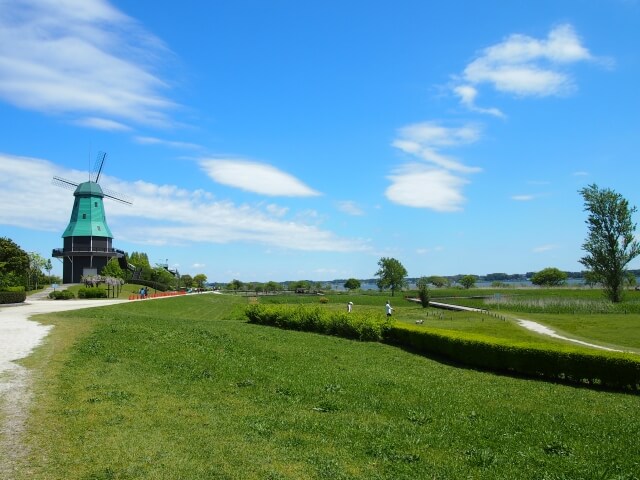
(101, 258, 125, 279)
(579, 184, 640, 302)
(27, 252, 47, 290)
(416, 276, 430, 308)
(375, 257, 407, 297)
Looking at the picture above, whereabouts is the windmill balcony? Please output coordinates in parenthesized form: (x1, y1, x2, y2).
(52, 247, 125, 257)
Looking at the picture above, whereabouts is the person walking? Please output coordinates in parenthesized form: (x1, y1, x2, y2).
(385, 301, 393, 317)
(347, 301, 353, 313)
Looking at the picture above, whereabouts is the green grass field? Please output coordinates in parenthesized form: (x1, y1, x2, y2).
(16, 293, 640, 479)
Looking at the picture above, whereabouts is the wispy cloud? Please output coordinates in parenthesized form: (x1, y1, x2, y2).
(74, 117, 132, 132)
(134, 136, 202, 150)
(533, 244, 558, 253)
(453, 24, 599, 115)
(200, 158, 321, 197)
(337, 201, 364, 216)
(0, 0, 176, 128)
(573, 171, 589, 177)
(511, 194, 536, 201)
(0, 153, 365, 253)
(387, 122, 481, 211)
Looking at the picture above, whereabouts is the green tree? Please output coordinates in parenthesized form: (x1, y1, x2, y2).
(579, 184, 640, 302)
(343, 278, 361, 291)
(531, 267, 568, 287)
(375, 257, 407, 297)
(228, 279, 243, 292)
(0, 237, 29, 288)
(264, 281, 282, 293)
(426, 275, 449, 288)
(416, 276, 430, 308)
(459, 274, 477, 289)
(193, 273, 208, 288)
(27, 252, 48, 290)
(181, 274, 194, 288)
(45, 259, 53, 282)
(101, 258, 125, 279)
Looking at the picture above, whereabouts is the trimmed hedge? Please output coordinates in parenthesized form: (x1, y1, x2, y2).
(385, 324, 640, 391)
(245, 304, 640, 391)
(246, 304, 392, 341)
(49, 290, 75, 300)
(0, 290, 27, 304)
(77, 287, 108, 299)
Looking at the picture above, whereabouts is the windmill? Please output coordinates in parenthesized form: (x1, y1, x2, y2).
(52, 152, 132, 284)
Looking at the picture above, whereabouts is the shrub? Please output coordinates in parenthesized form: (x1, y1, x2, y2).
(77, 287, 107, 299)
(319, 297, 329, 304)
(246, 304, 392, 341)
(384, 324, 640, 391)
(48, 290, 75, 300)
(0, 290, 27, 304)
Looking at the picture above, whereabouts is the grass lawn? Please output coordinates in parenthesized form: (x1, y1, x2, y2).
(17, 294, 640, 479)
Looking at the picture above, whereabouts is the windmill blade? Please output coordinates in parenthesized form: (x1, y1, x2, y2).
(92, 151, 107, 183)
(103, 188, 133, 205)
(53, 176, 79, 190)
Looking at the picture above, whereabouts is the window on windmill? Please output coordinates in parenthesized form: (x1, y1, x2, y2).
(94, 202, 98, 207)
(82, 214, 87, 219)
(97, 226, 101, 231)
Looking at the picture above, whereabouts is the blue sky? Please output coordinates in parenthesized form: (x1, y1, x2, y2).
(1, 0, 639, 283)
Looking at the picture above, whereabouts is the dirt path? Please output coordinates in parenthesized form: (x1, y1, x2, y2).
(0, 296, 126, 479)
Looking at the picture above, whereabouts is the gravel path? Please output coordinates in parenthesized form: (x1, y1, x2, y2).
(0, 293, 126, 479)
(515, 318, 626, 352)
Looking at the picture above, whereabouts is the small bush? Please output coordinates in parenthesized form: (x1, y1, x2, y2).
(48, 290, 75, 300)
(0, 290, 27, 304)
(319, 297, 329, 304)
(77, 287, 107, 299)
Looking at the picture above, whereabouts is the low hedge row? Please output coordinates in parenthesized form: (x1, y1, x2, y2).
(385, 324, 640, 391)
(245, 304, 392, 341)
(0, 290, 26, 304)
(49, 290, 75, 300)
(77, 287, 108, 298)
(245, 304, 640, 391)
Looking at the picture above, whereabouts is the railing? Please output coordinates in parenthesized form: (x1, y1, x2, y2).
(52, 247, 124, 255)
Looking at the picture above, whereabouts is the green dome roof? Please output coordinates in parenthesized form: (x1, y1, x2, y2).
(62, 181, 114, 238)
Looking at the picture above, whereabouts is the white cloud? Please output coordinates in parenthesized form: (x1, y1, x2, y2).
(265, 204, 289, 217)
(388, 122, 481, 211)
(573, 171, 589, 177)
(192, 263, 206, 269)
(454, 24, 598, 114)
(0, 0, 175, 128)
(512, 194, 535, 201)
(0, 153, 366, 253)
(134, 136, 202, 150)
(75, 117, 132, 131)
(385, 164, 468, 212)
(453, 85, 505, 118)
(200, 159, 321, 197)
(337, 201, 364, 216)
(393, 122, 482, 174)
